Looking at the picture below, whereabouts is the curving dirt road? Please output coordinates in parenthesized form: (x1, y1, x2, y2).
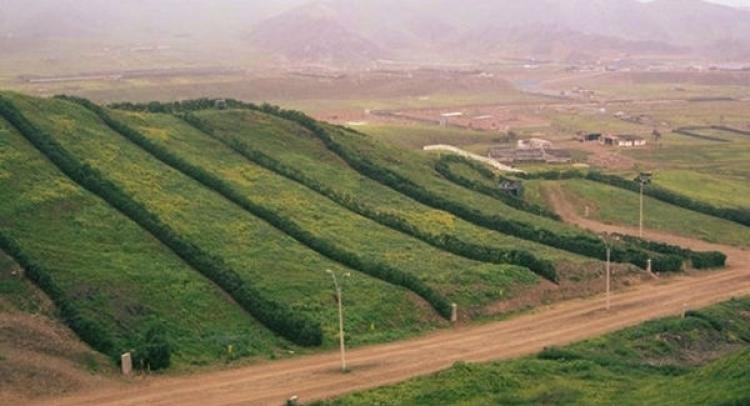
(27, 192, 750, 406)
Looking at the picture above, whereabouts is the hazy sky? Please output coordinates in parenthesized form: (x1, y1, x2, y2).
(643, 0, 750, 6)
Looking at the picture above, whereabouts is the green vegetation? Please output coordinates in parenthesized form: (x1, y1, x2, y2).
(0, 95, 323, 348)
(68, 95, 454, 317)
(110, 99, 721, 272)
(545, 178, 750, 248)
(523, 170, 750, 228)
(434, 154, 560, 220)
(1, 92, 741, 374)
(321, 297, 750, 406)
(7, 93, 437, 350)
(654, 170, 750, 211)
(174, 113, 561, 288)
(0, 101, 286, 368)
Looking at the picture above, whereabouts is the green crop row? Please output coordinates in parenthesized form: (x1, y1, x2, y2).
(180, 113, 558, 283)
(0, 96, 323, 347)
(67, 96, 454, 319)
(108, 99, 692, 273)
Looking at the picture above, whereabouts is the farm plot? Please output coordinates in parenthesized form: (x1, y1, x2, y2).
(6, 93, 439, 347)
(0, 114, 285, 368)
(111, 110, 538, 309)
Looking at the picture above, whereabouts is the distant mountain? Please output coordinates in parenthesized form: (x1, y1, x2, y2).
(248, 0, 750, 64)
(246, 2, 384, 65)
(2, 0, 750, 66)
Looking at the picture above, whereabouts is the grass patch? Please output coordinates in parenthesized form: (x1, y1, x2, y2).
(322, 298, 750, 405)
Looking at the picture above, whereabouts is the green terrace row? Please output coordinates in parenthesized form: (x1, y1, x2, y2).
(111, 99, 725, 273)
(0, 112, 286, 368)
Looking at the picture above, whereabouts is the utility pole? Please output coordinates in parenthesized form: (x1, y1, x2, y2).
(326, 269, 349, 373)
(599, 234, 619, 312)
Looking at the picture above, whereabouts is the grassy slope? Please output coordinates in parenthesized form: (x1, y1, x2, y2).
(322, 298, 750, 406)
(555, 179, 750, 247)
(195, 110, 589, 266)
(114, 111, 532, 309)
(332, 125, 596, 239)
(654, 170, 750, 211)
(0, 114, 283, 368)
(6, 93, 438, 347)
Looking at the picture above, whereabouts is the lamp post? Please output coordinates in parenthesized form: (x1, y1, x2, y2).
(326, 269, 349, 373)
(599, 234, 620, 311)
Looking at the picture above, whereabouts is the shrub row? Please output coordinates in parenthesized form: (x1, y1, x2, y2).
(181, 114, 559, 283)
(0, 231, 116, 357)
(434, 155, 561, 220)
(673, 127, 728, 142)
(252, 108, 693, 272)
(521, 170, 750, 228)
(619, 235, 726, 270)
(1, 96, 323, 347)
(107, 99, 688, 273)
(66, 96, 455, 319)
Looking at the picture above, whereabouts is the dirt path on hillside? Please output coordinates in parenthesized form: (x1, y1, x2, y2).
(543, 183, 749, 267)
(23, 191, 750, 406)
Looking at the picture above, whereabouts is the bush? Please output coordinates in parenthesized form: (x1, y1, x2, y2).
(538, 346, 581, 361)
(621, 235, 726, 270)
(132, 324, 171, 371)
(1, 96, 323, 347)
(65, 96, 455, 319)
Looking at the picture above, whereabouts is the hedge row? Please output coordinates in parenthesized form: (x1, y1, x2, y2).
(1, 96, 323, 347)
(181, 114, 558, 283)
(619, 235, 726, 270)
(0, 232, 116, 357)
(107, 99, 689, 273)
(250, 107, 692, 272)
(520, 170, 750, 228)
(434, 155, 561, 220)
(673, 127, 728, 143)
(65, 96, 454, 319)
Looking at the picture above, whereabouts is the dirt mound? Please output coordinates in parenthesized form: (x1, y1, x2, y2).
(0, 254, 116, 404)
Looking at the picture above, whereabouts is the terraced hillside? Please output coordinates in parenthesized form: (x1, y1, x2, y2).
(0, 93, 733, 378)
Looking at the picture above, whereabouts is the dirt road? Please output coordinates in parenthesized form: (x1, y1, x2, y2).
(28, 193, 750, 406)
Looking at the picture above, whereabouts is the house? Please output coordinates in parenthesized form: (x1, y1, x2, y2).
(577, 133, 602, 142)
(600, 134, 646, 147)
(517, 138, 552, 150)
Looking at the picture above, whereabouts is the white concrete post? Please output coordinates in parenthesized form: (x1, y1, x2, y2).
(647, 259, 652, 274)
(451, 303, 458, 323)
(121, 352, 133, 376)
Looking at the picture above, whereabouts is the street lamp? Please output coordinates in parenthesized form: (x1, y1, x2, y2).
(634, 172, 652, 238)
(599, 234, 620, 311)
(326, 269, 350, 373)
